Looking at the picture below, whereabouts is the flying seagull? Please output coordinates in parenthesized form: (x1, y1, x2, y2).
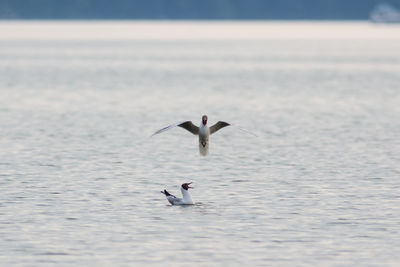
(152, 115, 256, 156)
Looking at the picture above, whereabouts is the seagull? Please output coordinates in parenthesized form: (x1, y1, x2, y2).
(152, 115, 256, 156)
(161, 182, 194, 205)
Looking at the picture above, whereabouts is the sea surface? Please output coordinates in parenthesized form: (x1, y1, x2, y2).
(0, 21, 399, 266)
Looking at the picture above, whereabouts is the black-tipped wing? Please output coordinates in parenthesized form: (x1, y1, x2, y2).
(210, 121, 230, 135)
(161, 190, 176, 198)
(151, 121, 199, 136)
(210, 121, 258, 136)
(234, 125, 258, 137)
(178, 121, 199, 135)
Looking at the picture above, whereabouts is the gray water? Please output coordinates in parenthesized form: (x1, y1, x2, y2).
(1, 21, 400, 266)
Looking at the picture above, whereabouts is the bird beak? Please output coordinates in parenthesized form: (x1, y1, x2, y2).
(188, 182, 193, 189)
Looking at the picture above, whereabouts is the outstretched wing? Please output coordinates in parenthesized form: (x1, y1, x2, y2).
(178, 121, 199, 135)
(233, 125, 258, 137)
(210, 121, 258, 137)
(151, 121, 199, 136)
(210, 121, 230, 135)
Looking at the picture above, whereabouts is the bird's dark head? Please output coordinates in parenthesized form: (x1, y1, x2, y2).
(182, 182, 193, 190)
(202, 115, 208, 126)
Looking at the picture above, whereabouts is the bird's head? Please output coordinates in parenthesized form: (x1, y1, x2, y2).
(182, 182, 193, 190)
(202, 115, 208, 126)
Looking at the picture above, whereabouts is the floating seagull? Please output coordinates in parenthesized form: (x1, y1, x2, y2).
(152, 115, 256, 156)
(161, 182, 194, 205)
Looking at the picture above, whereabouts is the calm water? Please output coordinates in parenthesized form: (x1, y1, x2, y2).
(0, 21, 399, 266)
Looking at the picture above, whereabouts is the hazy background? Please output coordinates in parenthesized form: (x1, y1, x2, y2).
(1, 21, 399, 266)
(0, 0, 400, 20)
(1, 0, 400, 266)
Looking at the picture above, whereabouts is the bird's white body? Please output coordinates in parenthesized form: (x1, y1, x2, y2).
(198, 124, 210, 156)
(179, 186, 193, 205)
